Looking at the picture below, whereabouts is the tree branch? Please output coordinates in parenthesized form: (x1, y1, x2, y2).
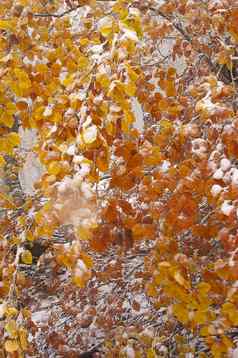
(33, 0, 116, 18)
(33, 4, 84, 18)
(149, 6, 218, 73)
(155, 9, 191, 43)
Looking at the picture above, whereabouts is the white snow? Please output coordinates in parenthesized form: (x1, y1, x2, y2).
(125, 346, 135, 358)
(0, 303, 6, 319)
(161, 160, 171, 172)
(232, 168, 238, 186)
(67, 144, 76, 156)
(220, 158, 231, 171)
(221, 201, 234, 216)
(213, 168, 224, 180)
(43, 105, 53, 117)
(211, 184, 222, 197)
(232, 347, 238, 358)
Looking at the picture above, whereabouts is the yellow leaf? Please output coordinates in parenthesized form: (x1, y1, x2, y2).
(98, 16, 114, 37)
(62, 74, 75, 87)
(4, 339, 19, 353)
(72, 275, 86, 288)
(211, 342, 227, 357)
(200, 326, 209, 337)
(160, 119, 173, 131)
(6, 102, 17, 114)
(173, 271, 190, 289)
(76, 226, 92, 241)
(4, 114, 14, 128)
(122, 110, 134, 133)
(5, 320, 18, 338)
(123, 81, 137, 96)
(125, 64, 139, 81)
(96, 73, 110, 89)
(21, 250, 32, 265)
(7, 132, 20, 146)
(193, 310, 208, 325)
(0, 155, 6, 167)
(48, 161, 62, 175)
(173, 303, 189, 324)
(72, 269, 91, 288)
(80, 253, 94, 268)
(34, 211, 44, 225)
(222, 335, 233, 349)
(79, 38, 90, 46)
(19, 0, 29, 5)
(5, 307, 18, 317)
(197, 282, 211, 296)
(83, 125, 98, 144)
(0, 19, 16, 32)
(14, 69, 31, 90)
(78, 56, 89, 69)
(166, 79, 176, 97)
(26, 231, 35, 242)
(146, 283, 157, 297)
(147, 348, 156, 358)
(35, 63, 48, 74)
(19, 328, 28, 350)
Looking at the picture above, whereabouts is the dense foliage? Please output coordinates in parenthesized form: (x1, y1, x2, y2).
(1, 0, 238, 356)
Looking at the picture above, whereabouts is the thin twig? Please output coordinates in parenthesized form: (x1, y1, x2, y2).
(33, 0, 116, 18)
(33, 5, 84, 18)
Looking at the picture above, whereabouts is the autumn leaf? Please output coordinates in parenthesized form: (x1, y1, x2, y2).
(19, 328, 28, 350)
(0, 155, 6, 167)
(21, 250, 33, 265)
(7, 132, 20, 147)
(4, 339, 19, 353)
(98, 16, 114, 37)
(0, 19, 16, 32)
(5, 320, 18, 338)
(173, 303, 189, 324)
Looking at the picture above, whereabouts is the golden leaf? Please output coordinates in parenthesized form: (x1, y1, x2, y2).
(73, 275, 86, 288)
(26, 231, 35, 242)
(3, 114, 14, 128)
(147, 348, 156, 358)
(5, 320, 18, 338)
(13, 69, 31, 91)
(125, 64, 139, 81)
(197, 282, 211, 296)
(121, 110, 134, 133)
(80, 253, 94, 268)
(173, 271, 190, 289)
(173, 303, 189, 324)
(76, 226, 92, 241)
(0, 19, 16, 32)
(4, 339, 19, 353)
(0, 155, 6, 167)
(146, 283, 157, 297)
(19, 328, 28, 350)
(48, 162, 62, 176)
(165, 79, 176, 97)
(7, 132, 20, 147)
(96, 73, 110, 89)
(21, 250, 32, 265)
(62, 74, 75, 87)
(5, 307, 18, 317)
(123, 81, 137, 96)
(78, 56, 89, 69)
(193, 310, 208, 325)
(98, 16, 114, 37)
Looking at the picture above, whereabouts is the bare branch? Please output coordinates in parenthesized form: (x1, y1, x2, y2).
(33, 4, 84, 18)
(33, 0, 116, 18)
